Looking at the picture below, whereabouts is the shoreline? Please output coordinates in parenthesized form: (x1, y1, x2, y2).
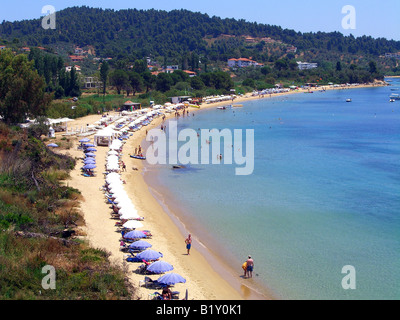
(136, 80, 388, 300)
(57, 80, 387, 300)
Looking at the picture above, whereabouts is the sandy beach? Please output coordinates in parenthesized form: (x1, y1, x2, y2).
(55, 81, 386, 300)
(58, 112, 259, 300)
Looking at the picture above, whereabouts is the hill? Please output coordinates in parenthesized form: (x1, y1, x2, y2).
(1, 6, 400, 70)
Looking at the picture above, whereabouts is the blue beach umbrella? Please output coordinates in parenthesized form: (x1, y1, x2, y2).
(124, 230, 146, 240)
(85, 153, 96, 157)
(84, 158, 96, 163)
(136, 249, 163, 261)
(147, 261, 174, 274)
(83, 164, 96, 170)
(129, 240, 152, 250)
(84, 143, 95, 147)
(47, 143, 59, 148)
(157, 273, 186, 285)
(85, 147, 97, 152)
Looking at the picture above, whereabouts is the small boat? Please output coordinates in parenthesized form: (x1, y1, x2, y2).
(217, 105, 232, 110)
(130, 155, 146, 160)
(390, 99, 395, 103)
(172, 165, 185, 169)
(346, 99, 352, 102)
(390, 88, 399, 91)
(390, 94, 400, 100)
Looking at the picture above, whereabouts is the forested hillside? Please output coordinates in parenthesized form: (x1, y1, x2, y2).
(1, 6, 400, 65)
(1, 6, 399, 106)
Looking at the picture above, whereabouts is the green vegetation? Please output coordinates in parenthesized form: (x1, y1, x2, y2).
(0, 49, 51, 124)
(2, 7, 398, 122)
(0, 6, 399, 299)
(0, 122, 136, 300)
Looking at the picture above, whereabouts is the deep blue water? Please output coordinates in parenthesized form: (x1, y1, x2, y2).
(144, 80, 400, 300)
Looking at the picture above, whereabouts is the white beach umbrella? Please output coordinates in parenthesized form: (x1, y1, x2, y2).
(120, 212, 140, 220)
(119, 206, 139, 216)
(123, 220, 144, 229)
(117, 200, 135, 210)
(106, 175, 122, 184)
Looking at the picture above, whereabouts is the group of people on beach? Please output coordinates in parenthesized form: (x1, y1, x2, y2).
(133, 145, 144, 157)
(185, 233, 254, 280)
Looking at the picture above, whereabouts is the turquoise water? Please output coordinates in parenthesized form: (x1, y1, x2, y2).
(144, 80, 400, 300)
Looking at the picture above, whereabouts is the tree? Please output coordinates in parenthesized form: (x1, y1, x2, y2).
(155, 73, 173, 92)
(190, 77, 205, 90)
(133, 59, 147, 74)
(274, 59, 288, 71)
(67, 67, 81, 97)
(110, 69, 128, 95)
(242, 78, 255, 88)
(261, 66, 271, 76)
(100, 61, 109, 95)
(128, 71, 143, 96)
(142, 71, 156, 93)
(369, 61, 377, 74)
(0, 50, 52, 124)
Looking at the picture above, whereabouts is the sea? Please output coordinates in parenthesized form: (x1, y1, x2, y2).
(143, 78, 400, 300)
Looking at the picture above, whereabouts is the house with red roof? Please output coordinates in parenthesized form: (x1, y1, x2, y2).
(69, 55, 85, 62)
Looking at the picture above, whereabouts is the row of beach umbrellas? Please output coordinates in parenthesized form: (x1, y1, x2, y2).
(102, 133, 187, 287)
(81, 139, 97, 171)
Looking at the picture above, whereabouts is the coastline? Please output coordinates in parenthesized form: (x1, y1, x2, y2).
(57, 80, 387, 301)
(136, 80, 388, 300)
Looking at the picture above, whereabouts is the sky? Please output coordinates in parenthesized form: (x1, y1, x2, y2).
(1, 0, 399, 41)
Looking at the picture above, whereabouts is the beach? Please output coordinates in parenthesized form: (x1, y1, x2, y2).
(55, 81, 387, 300)
(58, 110, 265, 300)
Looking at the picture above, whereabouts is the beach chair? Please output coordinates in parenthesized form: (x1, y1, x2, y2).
(144, 276, 163, 289)
(126, 255, 142, 263)
(148, 292, 162, 300)
(171, 291, 180, 300)
(136, 264, 147, 274)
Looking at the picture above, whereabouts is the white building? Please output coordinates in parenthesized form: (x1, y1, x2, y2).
(228, 58, 263, 68)
(166, 65, 179, 71)
(297, 61, 318, 70)
(75, 47, 84, 55)
(385, 53, 400, 59)
(83, 77, 102, 89)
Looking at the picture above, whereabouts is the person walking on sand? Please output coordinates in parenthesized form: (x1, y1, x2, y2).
(246, 255, 254, 278)
(185, 234, 192, 255)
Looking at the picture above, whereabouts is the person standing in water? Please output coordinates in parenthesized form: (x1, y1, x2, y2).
(185, 234, 192, 255)
(246, 255, 254, 278)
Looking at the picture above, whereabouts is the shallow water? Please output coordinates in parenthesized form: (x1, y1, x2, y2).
(144, 80, 400, 300)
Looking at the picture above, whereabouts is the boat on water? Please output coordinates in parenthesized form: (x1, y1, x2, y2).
(130, 155, 146, 160)
(390, 88, 399, 91)
(390, 99, 395, 103)
(217, 105, 232, 110)
(390, 94, 400, 100)
(172, 165, 186, 169)
(346, 99, 352, 102)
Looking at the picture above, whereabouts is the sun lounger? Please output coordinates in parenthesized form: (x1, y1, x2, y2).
(126, 256, 142, 263)
(144, 276, 163, 289)
(149, 291, 180, 300)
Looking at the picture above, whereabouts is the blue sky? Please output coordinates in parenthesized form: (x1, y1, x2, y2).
(1, 0, 400, 40)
